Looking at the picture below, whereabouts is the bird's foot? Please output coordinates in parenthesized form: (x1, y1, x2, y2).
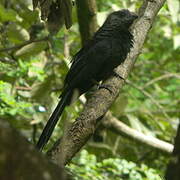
(98, 84, 113, 94)
(112, 71, 125, 81)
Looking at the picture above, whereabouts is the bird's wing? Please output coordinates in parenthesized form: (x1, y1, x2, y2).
(64, 38, 112, 89)
(70, 39, 95, 64)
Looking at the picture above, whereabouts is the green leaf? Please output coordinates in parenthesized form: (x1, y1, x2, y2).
(0, 5, 18, 22)
(14, 41, 48, 59)
(7, 24, 30, 44)
(167, 0, 180, 23)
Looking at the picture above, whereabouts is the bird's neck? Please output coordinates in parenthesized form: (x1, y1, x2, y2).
(94, 25, 133, 41)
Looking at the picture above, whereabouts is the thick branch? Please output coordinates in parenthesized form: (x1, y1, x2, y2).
(76, 0, 98, 45)
(49, 0, 167, 165)
(102, 112, 173, 154)
(0, 37, 48, 53)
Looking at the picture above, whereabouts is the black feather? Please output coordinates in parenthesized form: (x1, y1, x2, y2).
(36, 90, 72, 151)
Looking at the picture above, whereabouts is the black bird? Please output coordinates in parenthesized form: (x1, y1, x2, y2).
(36, 9, 138, 151)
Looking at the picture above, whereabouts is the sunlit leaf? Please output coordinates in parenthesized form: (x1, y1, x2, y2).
(173, 35, 180, 49)
(7, 24, 30, 44)
(0, 5, 18, 22)
(167, 0, 180, 23)
(14, 41, 48, 59)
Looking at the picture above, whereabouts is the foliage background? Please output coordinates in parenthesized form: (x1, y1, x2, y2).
(0, 0, 179, 179)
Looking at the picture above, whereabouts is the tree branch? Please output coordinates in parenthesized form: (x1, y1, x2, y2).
(102, 112, 173, 154)
(76, 0, 98, 45)
(0, 37, 49, 53)
(48, 0, 167, 165)
(143, 73, 180, 88)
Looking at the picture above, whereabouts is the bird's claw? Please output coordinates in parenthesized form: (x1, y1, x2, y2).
(98, 84, 113, 94)
(112, 71, 125, 81)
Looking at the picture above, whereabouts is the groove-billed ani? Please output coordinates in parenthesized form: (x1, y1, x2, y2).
(36, 9, 138, 151)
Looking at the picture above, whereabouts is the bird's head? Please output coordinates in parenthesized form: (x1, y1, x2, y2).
(106, 9, 138, 29)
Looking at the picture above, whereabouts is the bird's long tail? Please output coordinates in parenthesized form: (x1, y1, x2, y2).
(36, 90, 71, 151)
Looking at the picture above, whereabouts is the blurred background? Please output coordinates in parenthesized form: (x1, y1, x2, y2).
(0, 0, 179, 179)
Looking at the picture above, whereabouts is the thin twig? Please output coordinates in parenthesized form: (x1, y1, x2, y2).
(0, 58, 16, 64)
(143, 73, 180, 88)
(63, 34, 70, 58)
(112, 137, 120, 155)
(0, 36, 49, 53)
(126, 109, 180, 114)
(15, 86, 32, 91)
(102, 112, 173, 154)
(126, 80, 171, 121)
